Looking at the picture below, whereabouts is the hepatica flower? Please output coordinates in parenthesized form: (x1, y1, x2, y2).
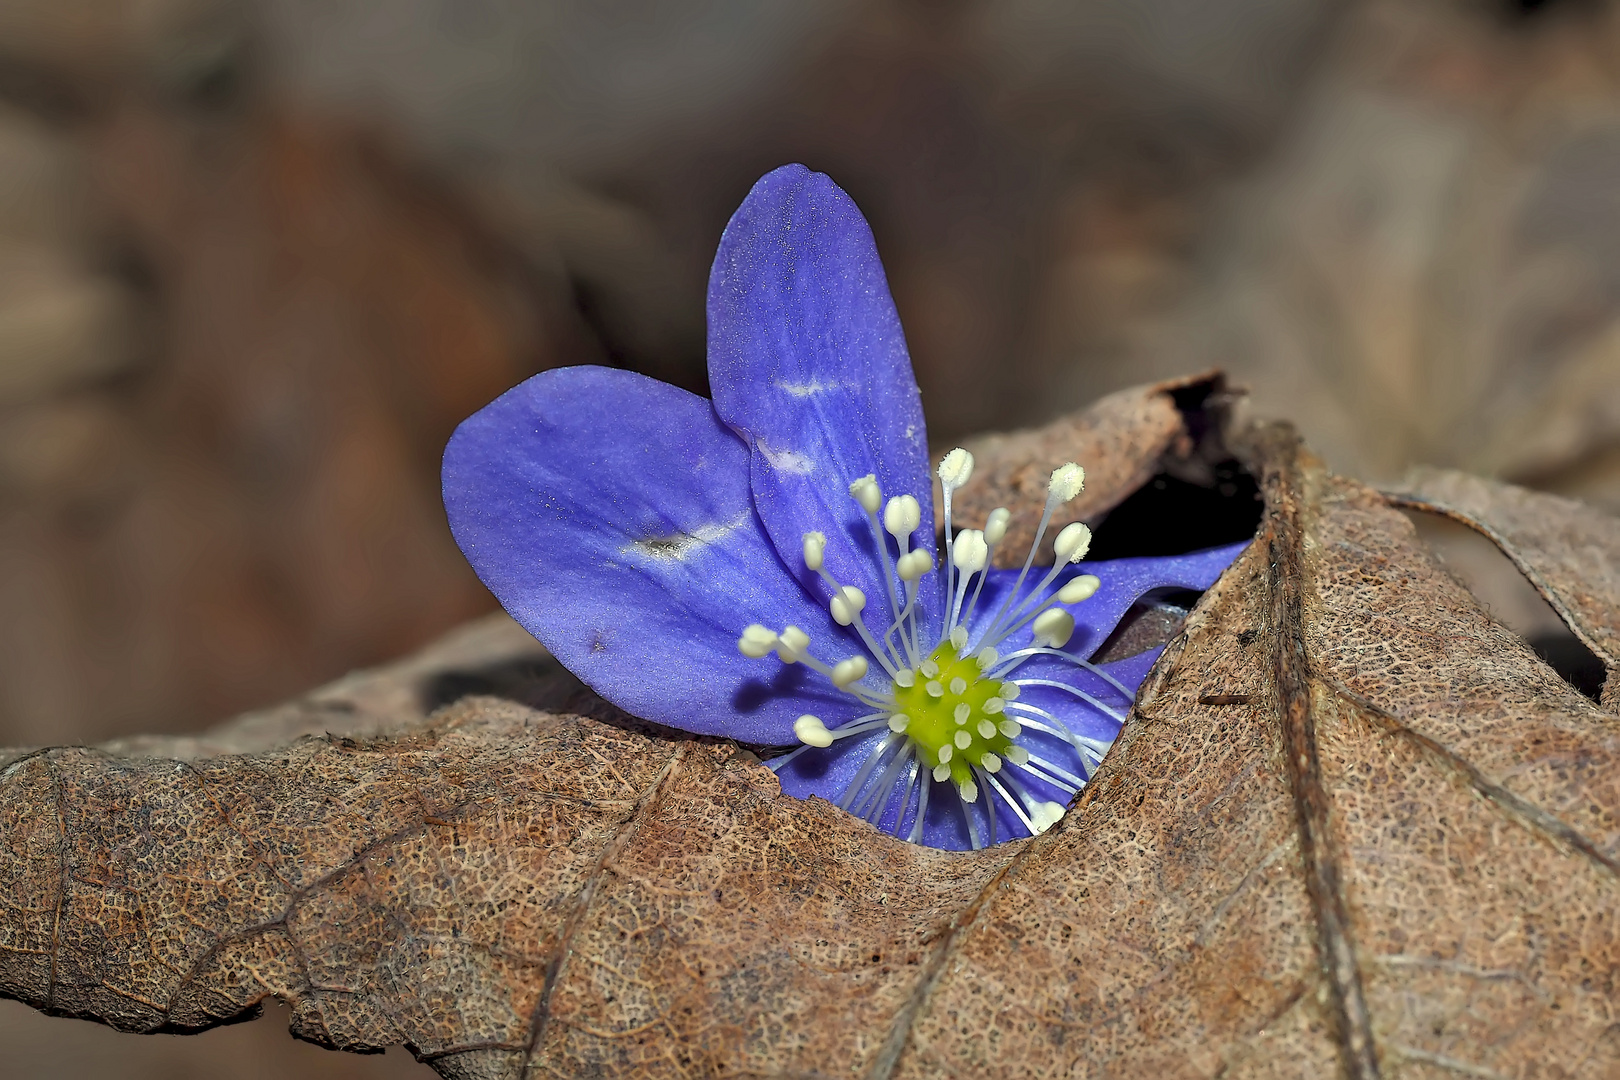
(443, 164, 1243, 851)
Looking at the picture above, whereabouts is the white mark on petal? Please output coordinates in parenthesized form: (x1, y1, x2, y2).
(626, 512, 750, 561)
(778, 378, 844, 398)
(758, 437, 815, 475)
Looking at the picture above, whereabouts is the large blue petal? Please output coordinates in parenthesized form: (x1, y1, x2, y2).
(443, 366, 869, 743)
(707, 164, 938, 640)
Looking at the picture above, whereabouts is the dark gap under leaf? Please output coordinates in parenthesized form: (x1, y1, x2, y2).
(1402, 510, 1605, 702)
(1086, 458, 1262, 560)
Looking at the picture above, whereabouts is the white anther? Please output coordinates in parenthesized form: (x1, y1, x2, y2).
(979, 752, 1002, 773)
(933, 763, 951, 782)
(1048, 463, 1085, 503)
(897, 549, 934, 581)
(1053, 522, 1092, 564)
(949, 677, 968, 695)
(921, 660, 940, 677)
(1030, 801, 1065, 833)
(888, 714, 910, 733)
(738, 624, 778, 658)
(849, 474, 882, 514)
(777, 626, 810, 663)
(949, 626, 969, 650)
(938, 447, 975, 490)
(1004, 744, 1030, 765)
(937, 745, 953, 764)
(977, 719, 997, 739)
(999, 681, 1020, 701)
(1058, 574, 1101, 604)
(984, 507, 1010, 546)
(951, 529, 988, 573)
(802, 531, 827, 571)
(831, 656, 869, 688)
(957, 778, 979, 803)
(894, 669, 916, 688)
(998, 719, 1022, 739)
(975, 647, 999, 671)
(925, 680, 944, 698)
(884, 494, 921, 538)
(954, 730, 972, 749)
(829, 585, 867, 625)
(1032, 607, 1076, 648)
(983, 696, 1005, 714)
(954, 703, 971, 724)
(794, 715, 833, 748)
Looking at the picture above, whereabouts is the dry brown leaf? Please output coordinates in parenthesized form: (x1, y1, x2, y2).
(1, 377, 1617, 1079)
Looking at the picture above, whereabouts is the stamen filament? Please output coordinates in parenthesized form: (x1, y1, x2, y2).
(814, 566, 902, 676)
(992, 650, 1135, 699)
(908, 770, 931, 843)
(1011, 679, 1129, 724)
(983, 771, 1038, 836)
(839, 732, 903, 811)
(895, 757, 920, 838)
(1018, 752, 1088, 792)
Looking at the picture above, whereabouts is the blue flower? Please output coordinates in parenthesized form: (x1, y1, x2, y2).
(442, 164, 1243, 851)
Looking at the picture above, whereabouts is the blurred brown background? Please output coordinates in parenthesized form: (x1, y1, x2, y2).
(2, 0, 1618, 1075)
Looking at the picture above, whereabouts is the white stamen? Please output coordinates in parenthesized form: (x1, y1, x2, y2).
(980, 752, 1002, 773)
(983, 696, 1005, 714)
(849, 474, 882, 515)
(1030, 801, 1066, 833)
(954, 730, 972, 749)
(926, 680, 944, 698)
(937, 744, 953, 764)
(1004, 744, 1030, 765)
(951, 529, 988, 572)
(1053, 522, 1092, 564)
(1000, 681, 1020, 700)
(933, 763, 951, 782)
(1032, 608, 1075, 649)
(794, 714, 833, 747)
(984, 507, 1010, 545)
(1048, 463, 1084, 503)
(998, 719, 1022, 739)
(888, 713, 910, 733)
(738, 624, 778, 658)
(830, 585, 867, 626)
(894, 668, 915, 687)
(884, 494, 921, 538)
(897, 549, 933, 581)
(949, 625, 969, 650)
(954, 703, 970, 724)
(1058, 574, 1101, 604)
(938, 448, 974, 490)
(975, 647, 999, 671)
(920, 660, 939, 677)
(802, 531, 827, 571)
(777, 626, 810, 663)
(949, 676, 968, 695)
(957, 777, 979, 803)
(832, 656, 869, 687)
(977, 719, 997, 739)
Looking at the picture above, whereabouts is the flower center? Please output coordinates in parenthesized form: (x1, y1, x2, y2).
(891, 645, 1021, 798)
(738, 446, 1127, 849)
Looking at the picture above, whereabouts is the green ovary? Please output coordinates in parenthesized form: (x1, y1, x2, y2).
(893, 644, 1017, 788)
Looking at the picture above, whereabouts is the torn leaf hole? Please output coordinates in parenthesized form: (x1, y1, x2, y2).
(1403, 510, 1605, 702)
(1086, 458, 1262, 559)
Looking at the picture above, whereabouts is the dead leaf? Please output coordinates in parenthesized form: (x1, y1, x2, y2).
(1, 376, 1616, 1079)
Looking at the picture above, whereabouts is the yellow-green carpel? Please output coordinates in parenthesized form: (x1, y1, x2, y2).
(890, 645, 1026, 801)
